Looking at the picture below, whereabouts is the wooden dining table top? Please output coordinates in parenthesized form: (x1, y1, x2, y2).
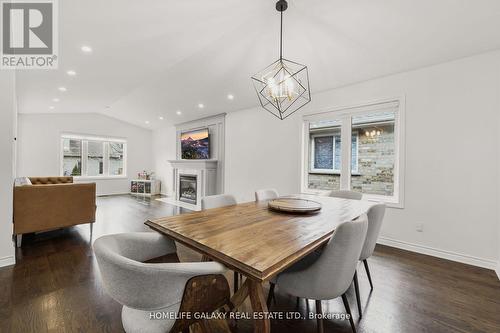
(146, 194, 376, 282)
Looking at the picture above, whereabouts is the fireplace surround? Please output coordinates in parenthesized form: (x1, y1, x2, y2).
(162, 159, 218, 211)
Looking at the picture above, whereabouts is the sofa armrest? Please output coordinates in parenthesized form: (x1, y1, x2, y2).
(13, 183, 96, 235)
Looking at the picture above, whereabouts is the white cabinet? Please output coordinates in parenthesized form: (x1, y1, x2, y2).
(130, 179, 160, 196)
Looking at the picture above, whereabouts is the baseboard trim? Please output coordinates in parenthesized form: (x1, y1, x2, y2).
(378, 236, 497, 270)
(0, 255, 15, 268)
(96, 192, 129, 197)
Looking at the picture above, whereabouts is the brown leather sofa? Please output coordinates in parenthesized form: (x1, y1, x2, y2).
(13, 177, 96, 247)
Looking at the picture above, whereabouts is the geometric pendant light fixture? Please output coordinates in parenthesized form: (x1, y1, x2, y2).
(251, 0, 311, 120)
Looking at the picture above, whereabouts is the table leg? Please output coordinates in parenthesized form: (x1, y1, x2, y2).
(248, 280, 271, 333)
(228, 279, 271, 333)
(229, 278, 250, 310)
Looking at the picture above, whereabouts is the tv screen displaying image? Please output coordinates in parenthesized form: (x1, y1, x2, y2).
(181, 128, 210, 159)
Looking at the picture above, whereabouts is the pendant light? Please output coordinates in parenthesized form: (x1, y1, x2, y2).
(251, 0, 311, 120)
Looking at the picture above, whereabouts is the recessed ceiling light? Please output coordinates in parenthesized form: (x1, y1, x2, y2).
(52, 98, 60, 102)
(227, 94, 234, 100)
(145, 120, 150, 124)
(81, 45, 92, 53)
(159, 116, 164, 120)
(58, 87, 67, 92)
(66, 70, 77, 76)
(198, 103, 204, 108)
(49, 106, 55, 110)
(176, 110, 182, 115)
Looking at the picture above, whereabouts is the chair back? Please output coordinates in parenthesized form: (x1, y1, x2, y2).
(359, 204, 386, 260)
(93, 232, 180, 310)
(329, 190, 362, 200)
(306, 215, 368, 299)
(255, 188, 279, 201)
(201, 194, 237, 210)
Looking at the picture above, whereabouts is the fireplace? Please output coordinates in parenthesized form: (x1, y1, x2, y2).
(179, 175, 197, 204)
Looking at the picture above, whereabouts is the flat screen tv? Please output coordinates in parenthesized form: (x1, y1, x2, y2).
(181, 128, 210, 159)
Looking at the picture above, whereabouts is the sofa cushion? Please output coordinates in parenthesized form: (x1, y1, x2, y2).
(14, 177, 32, 187)
(29, 177, 73, 185)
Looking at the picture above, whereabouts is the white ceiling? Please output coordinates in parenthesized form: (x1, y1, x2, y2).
(16, 0, 500, 129)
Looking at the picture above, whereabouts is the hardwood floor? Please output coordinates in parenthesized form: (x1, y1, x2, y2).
(1, 194, 499, 332)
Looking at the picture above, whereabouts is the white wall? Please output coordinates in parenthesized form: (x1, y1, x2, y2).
(152, 50, 500, 271)
(17, 113, 153, 195)
(152, 125, 177, 195)
(0, 71, 16, 267)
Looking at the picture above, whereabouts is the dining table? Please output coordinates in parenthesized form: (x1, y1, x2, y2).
(145, 194, 376, 333)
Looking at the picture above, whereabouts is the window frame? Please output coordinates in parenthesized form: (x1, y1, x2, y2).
(309, 133, 338, 174)
(60, 134, 127, 180)
(301, 97, 405, 208)
(309, 132, 359, 174)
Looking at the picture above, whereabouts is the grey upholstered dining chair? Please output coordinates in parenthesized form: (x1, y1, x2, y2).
(352, 203, 386, 317)
(255, 188, 279, 201)
(329, 190, 363, 200)
(270, 215, 368, 333)
(201, 193, 237, 210)
(200, 194, 241, 292)
(93, 232, 228, 333)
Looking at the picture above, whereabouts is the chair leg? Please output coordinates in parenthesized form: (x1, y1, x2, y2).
(315, 300, 324, 333)
(363, 259, 374, 290)
(353, 270, 362, 317)
(16, 234, 22, 248)
(267, 282, 275, 308)
(341, 294, 356, 333)
(233, 271, 239, 293)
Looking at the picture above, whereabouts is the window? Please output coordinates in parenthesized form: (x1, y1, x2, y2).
(109, 142, 124, 176)
(87, 141, 104, 176)
(60, 135, 127, 178)
(62, 139, 82, 176)
(351, 112, 395, 197)
(310, 133, 358, 173)
(303, 99, 404, 206)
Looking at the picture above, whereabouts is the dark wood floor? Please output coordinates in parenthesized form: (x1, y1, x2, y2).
(1, 194, 499, 333)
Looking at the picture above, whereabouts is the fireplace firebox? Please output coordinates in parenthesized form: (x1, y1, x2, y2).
(179, 175, 197, 204)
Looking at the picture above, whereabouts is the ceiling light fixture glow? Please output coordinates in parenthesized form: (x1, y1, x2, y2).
(227, 94, 234, 100)
(66, 70, 77, 76)
(58, 87, 67, 92)
(81, 45, 92, 53)
(176, 110, 182, 115)
(198, 103, 204, 109)
(159, 116, 164, 120)
(251, 0, 311, 120)
(145, 120, 150, 124)
(49, 106, 55, 110)
(52, 98, 60, 102)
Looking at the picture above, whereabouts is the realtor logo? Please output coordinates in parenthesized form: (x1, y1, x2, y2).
(1, 0, 58, 69)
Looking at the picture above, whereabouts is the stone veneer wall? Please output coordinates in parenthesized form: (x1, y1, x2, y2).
(308, 124, 395, 196)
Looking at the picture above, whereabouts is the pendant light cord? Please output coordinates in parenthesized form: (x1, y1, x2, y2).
(280, 10, 283, 60)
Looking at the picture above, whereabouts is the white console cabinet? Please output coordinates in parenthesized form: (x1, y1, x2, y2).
(130, 179, 161, 196)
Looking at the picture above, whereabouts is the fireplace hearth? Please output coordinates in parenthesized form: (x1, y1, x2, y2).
(179, 175, 197, 204)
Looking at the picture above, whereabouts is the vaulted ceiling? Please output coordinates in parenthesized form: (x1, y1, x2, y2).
(16, 0, 500, 128)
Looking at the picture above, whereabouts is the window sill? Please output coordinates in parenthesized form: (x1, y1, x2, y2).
(73, 176, 128, 181)
(301, 189, 404, 209)
(308, 171, 361, 176)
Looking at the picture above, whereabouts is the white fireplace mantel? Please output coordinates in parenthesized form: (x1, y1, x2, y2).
(168, 159, 218, 170)
(163, 159, 218, 211)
